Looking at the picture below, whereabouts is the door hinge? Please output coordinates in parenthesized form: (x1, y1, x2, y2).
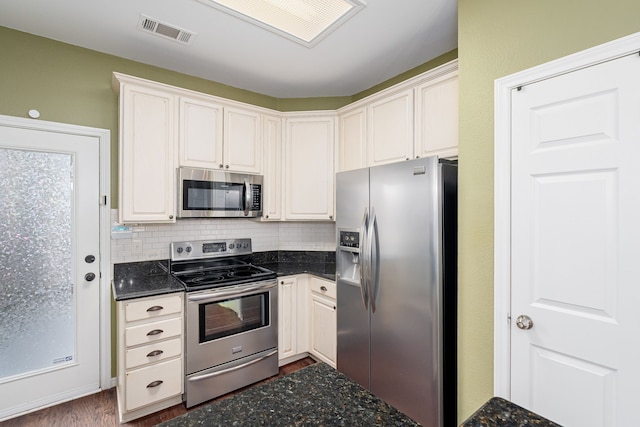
(507, 312, 511, 324)
(100, 195, 107, 205)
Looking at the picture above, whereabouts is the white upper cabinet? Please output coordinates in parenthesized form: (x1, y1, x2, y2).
(178, 96, 223, 169)
(262, 114, 282, 221)
(338, 106, 367, 172)
(284, 114, 336, 221)
(224, 106, 262, 173)
(115, 74, 177, 223)
(178, 98, 262, 174)
(415, 69, 459, 159)
(367, 88, 414, 167)
(336, 60, 458, 172)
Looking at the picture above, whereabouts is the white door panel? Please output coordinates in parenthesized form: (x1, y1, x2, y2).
(511, 53, 640, 426)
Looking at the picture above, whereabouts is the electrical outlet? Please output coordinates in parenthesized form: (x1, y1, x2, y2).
(132, 239, 143, 255)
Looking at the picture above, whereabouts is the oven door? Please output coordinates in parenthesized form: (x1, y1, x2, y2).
(185, 279, 278, 375)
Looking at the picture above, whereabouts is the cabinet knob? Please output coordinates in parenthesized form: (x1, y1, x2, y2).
(225, 165, 229, 169)
(219, 164, 224, 168)
(265, 215, 269, 219)
(329, 215, 333, 220)
(169, 215, 174, 220)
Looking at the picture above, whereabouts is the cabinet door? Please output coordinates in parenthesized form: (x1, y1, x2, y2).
(278, 277, 297, 361)
(120, 83, 176, 223)
(178, 96, 224, 169)
(284, 116, 336, 221)
(367, 89, 414, 166)
(224, 106, 262, 173)
(310, 293, 337, 367)
(338, 107, 366, 172)
(262, 114, 282, 220)
(415, 71, 458, 159)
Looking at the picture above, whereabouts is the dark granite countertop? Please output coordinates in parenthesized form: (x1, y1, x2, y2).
(156, 362, 418, 427)
(253, 250, 336, 282)
(112, 251, 335, 301)
(112, 260, 184, 301)
(460, 397, 562, 427)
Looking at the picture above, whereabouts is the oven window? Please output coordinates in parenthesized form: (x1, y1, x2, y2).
(199, 292, 269, 342)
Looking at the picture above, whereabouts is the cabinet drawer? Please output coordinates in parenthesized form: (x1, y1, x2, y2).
(125, 317, 182, 347)
(125, 358, 182, 411)
(124, 294, 182, 323)
(309, 278, 336, 300)
(125, 337, 182, 370)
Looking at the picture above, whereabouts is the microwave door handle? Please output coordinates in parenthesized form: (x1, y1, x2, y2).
(243, 180, 250, 216)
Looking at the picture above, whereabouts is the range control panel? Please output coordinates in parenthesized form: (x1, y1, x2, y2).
(171, 238, 252, 261)
(339, 230, 360, 252)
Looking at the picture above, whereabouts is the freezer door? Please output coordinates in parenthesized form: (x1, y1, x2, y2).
(336, 167, 371, 389)
(369, 157, 443, 427)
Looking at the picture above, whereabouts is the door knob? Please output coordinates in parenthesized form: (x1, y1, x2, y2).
(516, 314, 534, 330)
(85, 272, 96, 282)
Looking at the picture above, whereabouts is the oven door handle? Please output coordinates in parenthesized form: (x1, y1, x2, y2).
(187, 280, 277, 303)
(187, 349, 278, 383)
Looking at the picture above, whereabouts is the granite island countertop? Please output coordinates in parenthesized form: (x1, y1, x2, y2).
(460, 397, 562, 427)
(155, 362, 419, 427)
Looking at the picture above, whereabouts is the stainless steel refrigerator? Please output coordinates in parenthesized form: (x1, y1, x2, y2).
(336, 157, 457, 427)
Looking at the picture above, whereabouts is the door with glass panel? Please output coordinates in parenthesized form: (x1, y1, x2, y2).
(0, 122, 100, 420)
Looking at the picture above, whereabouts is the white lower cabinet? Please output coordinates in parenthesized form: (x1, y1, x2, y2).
(277, 274, 336, 367)
(308, 277, 337, 368)
(116, 293, 184, 423)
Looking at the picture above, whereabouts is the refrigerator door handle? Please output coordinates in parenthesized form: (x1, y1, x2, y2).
(359, 207, 370, 310)
(369, 208, 380, 313)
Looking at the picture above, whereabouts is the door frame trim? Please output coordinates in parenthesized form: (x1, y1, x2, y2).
(0, 114, 112, 391)
(493, 32, 640, 398)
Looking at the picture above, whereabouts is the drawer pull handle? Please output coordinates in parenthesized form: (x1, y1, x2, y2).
(146, 349, 164, 357)
(320, 286, 327, 292)
(146, 329, 164, 336)
(146, 380, 163, 388)
(146, 305, 164, 312)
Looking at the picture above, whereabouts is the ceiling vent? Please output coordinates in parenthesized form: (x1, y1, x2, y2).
(137, 15, 197, 45)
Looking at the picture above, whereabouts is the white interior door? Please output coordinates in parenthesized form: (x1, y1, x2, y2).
(0, 122, 101, 420)
(510, 53, 640, 426)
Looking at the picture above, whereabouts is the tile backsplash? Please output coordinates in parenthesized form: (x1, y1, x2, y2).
(110, 210, 336, 264)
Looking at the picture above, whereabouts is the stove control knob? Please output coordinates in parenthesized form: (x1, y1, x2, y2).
(229, 243, 235, 249)
(243, 243, 249, 249)
(176, 247, 183, 254)
(185, 246, 192, 253)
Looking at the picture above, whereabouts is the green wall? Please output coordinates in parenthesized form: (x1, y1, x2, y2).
(457, 0, 640, 421)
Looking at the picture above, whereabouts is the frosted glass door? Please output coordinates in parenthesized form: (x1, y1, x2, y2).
(0, 148, 75, 379)
(0, 120, 101, 422)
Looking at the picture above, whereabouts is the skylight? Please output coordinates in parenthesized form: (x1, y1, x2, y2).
(197, 0, 366, 47)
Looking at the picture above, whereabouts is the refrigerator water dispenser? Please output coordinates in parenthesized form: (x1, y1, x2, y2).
(337, 229, 360, 282)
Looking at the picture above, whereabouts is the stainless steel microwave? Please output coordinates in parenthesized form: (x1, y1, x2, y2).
(177, 167, 263, 218)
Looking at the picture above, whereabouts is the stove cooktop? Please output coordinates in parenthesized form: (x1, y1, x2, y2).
(169, 238, 276, 292)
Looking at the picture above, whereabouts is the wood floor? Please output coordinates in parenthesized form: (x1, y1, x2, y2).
(1, 358, 316, 427)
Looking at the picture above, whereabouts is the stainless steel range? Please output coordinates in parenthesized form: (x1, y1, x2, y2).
(169, 238, 278, 408)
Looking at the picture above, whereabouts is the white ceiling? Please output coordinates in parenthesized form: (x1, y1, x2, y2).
(0, 0, 458, 98)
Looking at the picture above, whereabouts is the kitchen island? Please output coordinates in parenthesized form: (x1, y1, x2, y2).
(156, 362, 419, 426)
